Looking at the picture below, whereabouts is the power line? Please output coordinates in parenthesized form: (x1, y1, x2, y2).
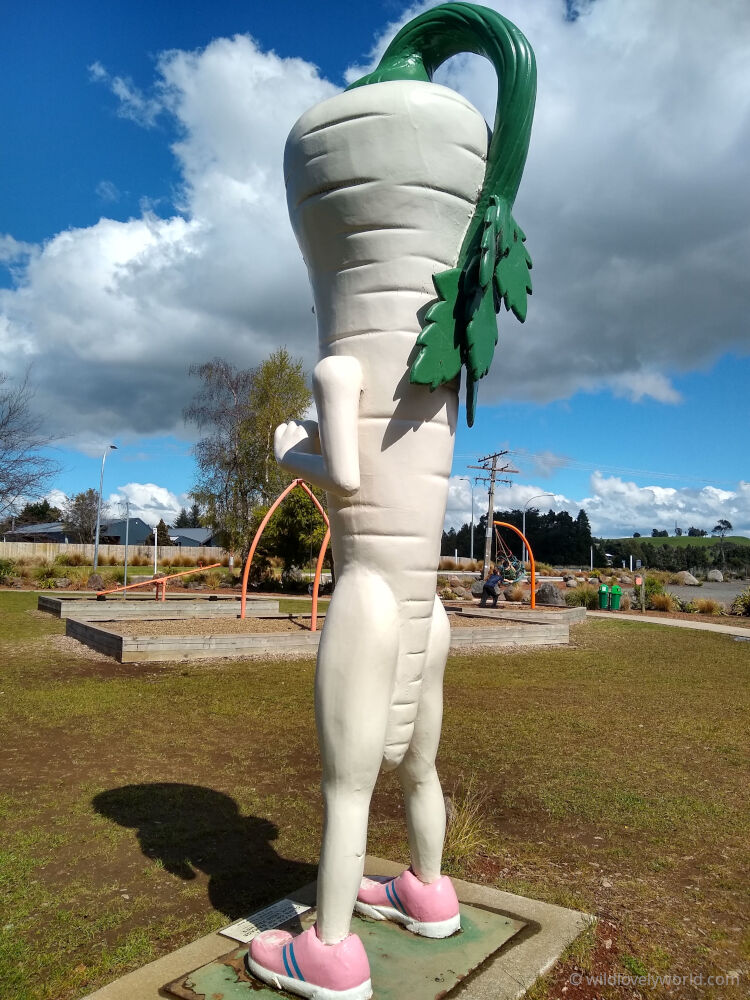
(467, 451, 519, 576)
(500, 450, 735, 487)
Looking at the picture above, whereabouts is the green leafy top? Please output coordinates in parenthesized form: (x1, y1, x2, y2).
(347, 2, 536, 425)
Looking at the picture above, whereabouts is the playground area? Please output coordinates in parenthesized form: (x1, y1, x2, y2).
(39, 592, 581, 663)
(0, 590, 746, 999)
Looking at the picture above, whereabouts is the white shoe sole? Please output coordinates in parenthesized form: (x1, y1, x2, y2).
(354, 901, 461, 939)
(245, 954, 372, 1000)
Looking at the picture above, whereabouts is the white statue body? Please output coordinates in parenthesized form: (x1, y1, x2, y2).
(275, 80, 488, 944)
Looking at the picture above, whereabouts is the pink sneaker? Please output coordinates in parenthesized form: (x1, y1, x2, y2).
(246, 924, 372, 1000)
(355, 868, 460, 938)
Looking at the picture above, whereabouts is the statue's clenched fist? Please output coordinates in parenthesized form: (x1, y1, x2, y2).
(274, 419, 321, 467)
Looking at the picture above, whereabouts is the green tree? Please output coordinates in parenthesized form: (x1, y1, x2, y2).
(146, 519, 173, 547)
(258, 486, 329, 574)
(17, 498, 62, 524)
(188, 502, 202, 527)
(712, 518, 733, 565)
(185, 350, 312, 557)
(173, 507, 190, 528)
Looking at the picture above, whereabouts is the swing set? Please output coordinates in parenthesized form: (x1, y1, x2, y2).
(493, 520, 536, 610)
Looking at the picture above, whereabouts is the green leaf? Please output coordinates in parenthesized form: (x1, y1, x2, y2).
(410, 268, 462, 389)
(464, 283, 498, 383)
(466, 375, 479, 428)
(494, 203, 532, 322)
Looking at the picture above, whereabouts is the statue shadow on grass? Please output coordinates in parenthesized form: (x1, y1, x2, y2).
(93, 783, 317, 919)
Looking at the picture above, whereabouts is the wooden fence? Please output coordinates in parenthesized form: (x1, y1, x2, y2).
(0, 541, 227, 563)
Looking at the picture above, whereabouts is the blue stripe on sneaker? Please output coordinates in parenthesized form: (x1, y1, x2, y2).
(282, 943, 294, 979)
(288, 941, 305, 982)
(385, 881, 406, 914)
(390, 881, 408, 916)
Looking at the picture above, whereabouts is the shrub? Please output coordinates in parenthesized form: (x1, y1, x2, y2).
(534, 561, 555, 576)
(565, 585, 598, 610)
(54, 551, 87, 566)
(675, 597, 695, 613)
(67, 570, 90, 590)
(130, 554, 149, 566)
(619, 593, 631, 611)
(506, 584, 525, 602)
(440, 557, 459, 571)
(34, 562, 58, 588)
(729, 587, 750, 617)
(631, 575, 665, 610)
(651, 592, 678, 612)
(0, 558, 17, 584)
(693, 598, 723, 616)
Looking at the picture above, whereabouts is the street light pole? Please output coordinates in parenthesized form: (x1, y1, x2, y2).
(458, 477, 475, 561)
(93, 445, 117, 572)
(123, 499, 130, 592)
(522, 493, 555, 563)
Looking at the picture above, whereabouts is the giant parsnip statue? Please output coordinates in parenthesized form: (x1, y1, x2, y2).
(247, 5, 536, 997)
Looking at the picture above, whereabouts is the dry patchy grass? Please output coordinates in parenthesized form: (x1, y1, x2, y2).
(0, 594, 747, 999)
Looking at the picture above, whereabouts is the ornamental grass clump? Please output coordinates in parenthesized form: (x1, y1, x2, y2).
(0, 558, 16, 584)
(730, 587, 750, 617)
(651, 592, 679, 613)
(693, 598, 724, 616)
(565, 585, 598, 609)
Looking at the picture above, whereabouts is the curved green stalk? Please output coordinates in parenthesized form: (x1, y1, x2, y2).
(348, 2, 537, 425)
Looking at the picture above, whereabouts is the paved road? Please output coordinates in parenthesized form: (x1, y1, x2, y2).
(654, 580, 748, 605)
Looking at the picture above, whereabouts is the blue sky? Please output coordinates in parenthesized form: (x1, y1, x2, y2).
(2, 0, 749, 536)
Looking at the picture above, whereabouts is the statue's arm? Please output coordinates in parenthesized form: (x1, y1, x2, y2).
(274, 355, 362, 496)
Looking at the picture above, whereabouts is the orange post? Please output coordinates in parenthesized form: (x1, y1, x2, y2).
(493, 521, 536, 609)
(310, 527, 330, 632)
(240, 479, 330, 621)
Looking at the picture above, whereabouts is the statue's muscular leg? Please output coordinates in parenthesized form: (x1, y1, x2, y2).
(314, 566, 400, 944)
(397, 595, 451, 884)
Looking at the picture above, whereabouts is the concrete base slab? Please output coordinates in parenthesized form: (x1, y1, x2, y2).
(80, 857, 592, 1000)
(165, 905, 524, 1000)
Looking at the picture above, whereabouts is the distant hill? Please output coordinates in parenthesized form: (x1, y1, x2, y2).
(605, 535, 750, 549)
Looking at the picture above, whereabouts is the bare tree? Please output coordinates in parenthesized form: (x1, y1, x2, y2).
(63, 489, 109, 543)
(0, 369, 59, 519)
(185, 350, 312, 557)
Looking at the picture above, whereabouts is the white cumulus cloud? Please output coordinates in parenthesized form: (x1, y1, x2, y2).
(444, 472, 750, 538)
(0, 1, 748, 445)
(107, 482, 189, 527)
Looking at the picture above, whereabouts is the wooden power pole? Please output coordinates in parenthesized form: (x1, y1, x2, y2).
(468, 451, 519, 578)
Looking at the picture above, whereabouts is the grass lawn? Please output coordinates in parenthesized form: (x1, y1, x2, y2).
(0, 591, 747, 999)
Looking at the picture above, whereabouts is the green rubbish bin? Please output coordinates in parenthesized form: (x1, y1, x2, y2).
(598, 584, 610, 610)
(610, 584, 622, 611)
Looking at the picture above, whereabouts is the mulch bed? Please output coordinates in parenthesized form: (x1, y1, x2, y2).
(103, 614, 519, 638)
